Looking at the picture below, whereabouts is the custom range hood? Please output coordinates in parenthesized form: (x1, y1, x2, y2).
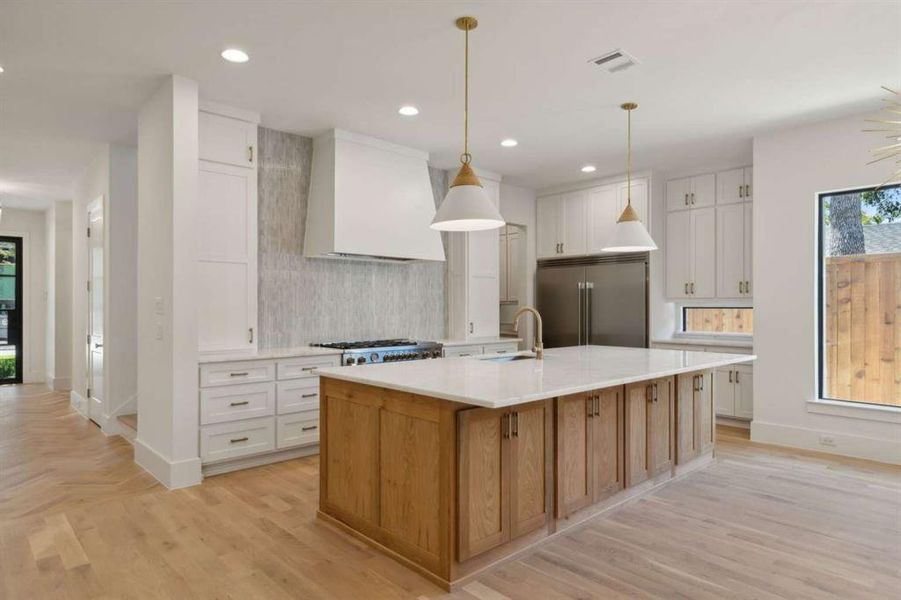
(303, 129, 446, 262)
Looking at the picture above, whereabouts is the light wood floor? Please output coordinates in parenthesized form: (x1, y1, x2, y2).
(1, 385, 899, 599)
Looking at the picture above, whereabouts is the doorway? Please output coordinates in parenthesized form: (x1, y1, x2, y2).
(0, 236, 23, 384)
(87, 198, 104, 424)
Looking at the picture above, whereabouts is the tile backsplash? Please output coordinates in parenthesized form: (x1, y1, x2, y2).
(257, 127, 448, 348)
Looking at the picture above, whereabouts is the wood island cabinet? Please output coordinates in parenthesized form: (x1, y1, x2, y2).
(555, 388, 624, 518)
(676, 370, 714, 465)
(624, 376, 674, 487)
(458, 400, 552, 561)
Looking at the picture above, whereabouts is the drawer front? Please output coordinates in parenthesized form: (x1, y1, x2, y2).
(277, 379, 320, 415)
(200, 382, 275, 425)
(200, 417, 275, 463)
(483, 342, 520, 355)
(200, 360, 275, 387)
(277, 356, 341, 380)
(277, 411, 320, 449)
(443, 345, 483, 358)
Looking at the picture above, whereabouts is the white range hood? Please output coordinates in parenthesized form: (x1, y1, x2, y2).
(303, 129, 446, 262)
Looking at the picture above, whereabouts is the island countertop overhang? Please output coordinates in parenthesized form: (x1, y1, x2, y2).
(315, 345, 755, 408)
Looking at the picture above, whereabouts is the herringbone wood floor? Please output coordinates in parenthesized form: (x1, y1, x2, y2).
(1, 385, 899, 599)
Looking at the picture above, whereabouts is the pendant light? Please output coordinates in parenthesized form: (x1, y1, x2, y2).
(431, 16, 505, 232)
(603, 102, 657, 252)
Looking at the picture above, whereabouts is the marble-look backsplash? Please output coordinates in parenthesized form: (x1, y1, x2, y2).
(258, 127, 448, 348)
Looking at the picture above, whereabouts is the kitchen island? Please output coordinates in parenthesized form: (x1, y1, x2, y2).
(315, 345, 755, 590)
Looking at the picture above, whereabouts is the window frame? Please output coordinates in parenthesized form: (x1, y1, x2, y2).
(816, 183, 901, 409)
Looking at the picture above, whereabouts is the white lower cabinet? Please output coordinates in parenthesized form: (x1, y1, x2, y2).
(713, 363, 753, 419)
(277, 411, 320, 449)
(442, 341, 519, 358)
(201, 417, 276, 463)
(198, 352, 340, 471)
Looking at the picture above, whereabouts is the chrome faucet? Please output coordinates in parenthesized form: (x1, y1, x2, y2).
(512, 306, 544, 360)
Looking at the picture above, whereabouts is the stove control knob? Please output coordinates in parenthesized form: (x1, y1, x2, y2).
(371, 352, 379, 362)
(345, 357, 356, 366)
(357, 356, 367, 364)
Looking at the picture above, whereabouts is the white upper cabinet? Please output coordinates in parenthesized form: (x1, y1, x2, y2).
(499, 226, 521, 303)
(665, 207, 715, 299)
(199, 110, 257, 168)
(666, 174, 714, 211)
(717, 166, 753, 204)
(743, 202, 753, 295)
(198, 105, 259, 354)
(716, 203, 745, 298)
(539, 176, 651, 259)
(587, 185, 619, 254)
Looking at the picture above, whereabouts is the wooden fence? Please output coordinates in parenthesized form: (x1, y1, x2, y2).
(684, 307, 754, 335)
(824, 252, 901, 406)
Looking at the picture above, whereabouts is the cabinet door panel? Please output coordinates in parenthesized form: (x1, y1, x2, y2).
(717, 204, 745, 298)
(498, 233, 508, 302)
(666, 177, 691, 212)
(675, 374, 697, 464)
(743, 203, 753, 296)
(666, 211, 691, 299)
(714, 368, 735, 416)
(592, 388, 624, 501)
(537, 196, 560, 258)
(649, 377, 674, 477)
(510, 401, 550, 539)
(696, 371, 715, 454)
(556, 394, 593, 518)
(561, 191, 587, 256)
(690, 207, 717, 298)
(735, 365, 754, 419)
(717, 168, 745, 205)
(458, 407, 509, 560)
(506, 231, 521, 302)
(690, 174, 716, 208)
(587, 185, 619, 254)
(324, 396, 380, 525)
(624, 382, 650, 487)
(199, 111, 256, 168)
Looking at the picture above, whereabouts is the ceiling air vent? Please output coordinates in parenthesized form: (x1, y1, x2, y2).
(589, 49, 639, 73)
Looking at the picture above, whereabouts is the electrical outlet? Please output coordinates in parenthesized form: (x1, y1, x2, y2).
(154, 297, 164, 315)
(818, 435, 836, 447)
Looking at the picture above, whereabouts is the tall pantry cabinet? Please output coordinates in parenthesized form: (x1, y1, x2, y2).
(197, 103, 260, 355)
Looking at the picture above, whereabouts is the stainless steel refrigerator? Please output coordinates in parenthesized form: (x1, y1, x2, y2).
(537, 254, 648, 349)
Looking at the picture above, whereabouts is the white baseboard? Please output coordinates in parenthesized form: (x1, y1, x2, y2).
(717, 416, 750, 430)
(134, 438, 202, 490)
(48, 376, 71, 391)
(70, 390, 88, 418)
(25, 371, 46, 384)
(751, 420, 901, 465)
(201, 445, 319, 477)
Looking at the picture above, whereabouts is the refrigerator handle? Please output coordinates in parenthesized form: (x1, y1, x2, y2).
(577, 282, 584, 345)
(585, 282, 594, 345)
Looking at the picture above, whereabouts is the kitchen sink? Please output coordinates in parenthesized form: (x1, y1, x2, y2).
(478, 354, 536, 363)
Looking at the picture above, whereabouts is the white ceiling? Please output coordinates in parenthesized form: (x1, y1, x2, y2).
(1, 1, 898, 204)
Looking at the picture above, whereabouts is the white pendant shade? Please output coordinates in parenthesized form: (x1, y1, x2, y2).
(431, 184, 505, 231)
(602, 218, 657, 253)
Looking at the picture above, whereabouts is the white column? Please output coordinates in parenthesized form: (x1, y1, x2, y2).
(135, 75, 201, 488)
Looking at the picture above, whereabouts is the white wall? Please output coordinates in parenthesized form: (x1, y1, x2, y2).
(71, 144, 138, 423)
(135, 75, 201, 489)
(752, 110, 900, 464)
(1, 208, 47, 383)
(44, 201, 72, 390)
(499, 183, 537, 348)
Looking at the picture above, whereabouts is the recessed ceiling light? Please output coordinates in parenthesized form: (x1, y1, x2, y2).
(500, 139, 518, 147)
(581, 165, 597, 173)
(221, 48, 249, 63)
(398, 105, 419, 116)
(0, 66, 5, 73)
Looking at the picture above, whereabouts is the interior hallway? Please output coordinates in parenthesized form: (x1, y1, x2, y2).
(1, 385, 898, 599)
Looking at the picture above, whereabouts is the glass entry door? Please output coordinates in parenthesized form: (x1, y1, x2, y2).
(0, 237, 23, 384)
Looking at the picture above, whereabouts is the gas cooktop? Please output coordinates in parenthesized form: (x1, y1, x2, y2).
(312, 339, 443, 365)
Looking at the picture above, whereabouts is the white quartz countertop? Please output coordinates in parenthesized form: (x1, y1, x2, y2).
(651, 336, 753, 349)
(198, 346, 343, 364)
(438, 337, 521, 347)
(316, 345, 756, 408)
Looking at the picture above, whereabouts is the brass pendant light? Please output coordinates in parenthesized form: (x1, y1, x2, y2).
(602, 102, 657, 252)
(430, 16, 505, 232)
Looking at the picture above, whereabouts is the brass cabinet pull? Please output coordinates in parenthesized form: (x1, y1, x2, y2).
(646, 384, 654, 403)
(301, 393, 318, 398)
(729, 370, 733, 383)
(502, 413, 510, 439)
(301, 366, 317, 372)
(684, 193, 689, 206)
(512, 412, 519, 438)
(735, 370, 740, 384)
(690, 282, 695, 295)
(248, 146, 254, 163)
(654, 383, 659, 402)
(230, 437, 249, 444)
(248, 327, 254, 344)
(691, 192, 695, 205)
(229, 372, 249, 377)
(587, 398, 594, 418)
(684, 283, 689, 295)
(745, 184, 750, 197)
(301, 425, 318, 432)
(739, 185, 744, 198)
(594, 395, 601, 416)
(229, 401, 249, 407)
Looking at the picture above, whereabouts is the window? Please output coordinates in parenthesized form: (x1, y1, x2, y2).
(682, 307, 753, 335)
(818, 183, 901, 407)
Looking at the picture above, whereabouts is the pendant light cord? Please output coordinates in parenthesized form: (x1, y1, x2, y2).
(462, 26, 470, 164)
(626, 106, 632, 206)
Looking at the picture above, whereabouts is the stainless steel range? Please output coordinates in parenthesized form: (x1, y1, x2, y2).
(312, 339, 443, 366)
